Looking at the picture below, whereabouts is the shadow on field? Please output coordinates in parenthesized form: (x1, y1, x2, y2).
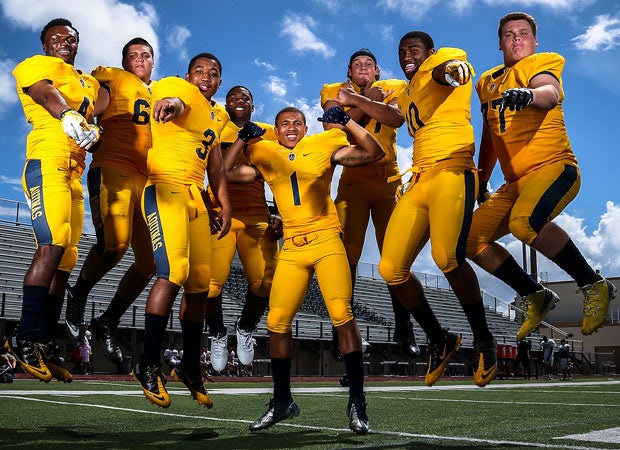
(1, 426, 525, 449)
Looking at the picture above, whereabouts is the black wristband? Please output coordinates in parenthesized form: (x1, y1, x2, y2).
(59, 108, 73, 119)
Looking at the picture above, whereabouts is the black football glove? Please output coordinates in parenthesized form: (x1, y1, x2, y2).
(317, 105, 351, 125)
(238, 121, 266, 143)
(499, 88, 533, 113)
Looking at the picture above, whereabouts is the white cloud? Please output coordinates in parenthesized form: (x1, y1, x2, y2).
(379, 0, 440, 18)
(481, 0, 595, 10)
(451, 0, 475, 13)
(292, 97, 324, 135)
(166, 24, 190, 62)
(0, 175, 21, 186)
(573, 15, 620, 51)
(264, 75, 287, 97)
(0, 58, 18, 110)
(253, 58, 276, 71)
(311, 0, 341, 15)
(281, 13, 336, 58)
(1, 0, 160, 74)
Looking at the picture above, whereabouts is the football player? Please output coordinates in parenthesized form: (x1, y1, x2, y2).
(378, 31, 497, 388)
(204, 86, 280, 373)
(132, 53, 231, 409)
(320, 49, 420, 360)
(467, 11, 616, 338)
(225, 105, 384, 435)
(64, 38, 156, 368)
(7, 18, 101, 383)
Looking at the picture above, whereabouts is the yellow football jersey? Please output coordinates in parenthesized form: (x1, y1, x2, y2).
(210, 101, 230, 137)
(210, 120, 277, 211)
(147, 76, 221, 189)
(397, 48, 475, 169)
(91, 66, 154, 175)
(476, 52, 576, 181)
(13, 55, 99, 169)
(247, 129, 349, 238)
(321, 79, 405, 170)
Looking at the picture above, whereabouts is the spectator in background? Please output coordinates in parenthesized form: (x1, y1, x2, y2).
(540, 335, 555, 380)
(516, 338, 531, 379)
(557, 338, 571, 380)
(1, 337, 17, 383)
(79, 336, 91, 374)
(226, 346, 239, 376)
(163, 343, 181, 371)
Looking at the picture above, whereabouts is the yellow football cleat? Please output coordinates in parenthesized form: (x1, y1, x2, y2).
(172, 363, 213, 408)
(132, 366, 171, 408)
(473, 338, 497, 387)
(581, 278, 617, 335)
(517, 288, 559, 341)
(425, 331, 461, 387)
(5, 336, 52, 382)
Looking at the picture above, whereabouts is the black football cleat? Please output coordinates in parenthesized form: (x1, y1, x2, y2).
(347, 395, 369, 435)
(249, 398, 300, 431)
(91, 316, 123, 364)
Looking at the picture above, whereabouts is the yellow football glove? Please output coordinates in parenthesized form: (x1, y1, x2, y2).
(444, 60, 474, 87)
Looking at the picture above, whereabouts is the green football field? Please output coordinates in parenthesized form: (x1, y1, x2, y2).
(1, 376, 619, 449)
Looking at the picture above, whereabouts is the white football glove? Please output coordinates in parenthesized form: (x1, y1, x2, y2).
(444, 60, 473, 87)
(60, 109, 102, 151)
(82, 124, 103, 152)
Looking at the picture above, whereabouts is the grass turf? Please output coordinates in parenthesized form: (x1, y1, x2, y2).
(1, 376, 619, 449)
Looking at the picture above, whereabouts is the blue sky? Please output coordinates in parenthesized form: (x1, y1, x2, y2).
(0, 0, 619, 303)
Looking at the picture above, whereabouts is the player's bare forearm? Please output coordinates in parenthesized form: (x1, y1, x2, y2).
(348, 96, 403, 128)
(222, 139, 244, 173)
(207, 149, 231, 238)
(529, 78, 561, 110)
(28, 81, 72, 119)
(477, 124, 497, 182)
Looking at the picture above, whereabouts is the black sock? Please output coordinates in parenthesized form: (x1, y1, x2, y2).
(141, 313, 168, 367)
(238, 290, 268, 331)
(101, 293, 133, 327)
(343, 351, 364, 400)
(462, 301, 493, 342)
(491, 257, 541, 297)
(73, 275, 95, 299)
(180, 320, 203, 374)
(271, 357, 292, 403)
(550, 239, 600, 287)
(17, 286, 48, 342)
(39, 293, 64, 342)
(390, 291, 411, 329)
(410, 300, 443, 343)
(205, 294, 226, 336)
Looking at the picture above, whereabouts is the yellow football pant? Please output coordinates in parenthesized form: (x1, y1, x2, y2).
(267, 228, 353, 333)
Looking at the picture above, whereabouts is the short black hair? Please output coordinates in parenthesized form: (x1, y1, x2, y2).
(40, 18, 79, 44)
(275, 106, 306, 127)
(399, 31, 434, 50)
(122, 37, 154, 60)
(349, 48, 377, 66)
(187, 52, 222, 75)
(226, 85, 253, 102)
